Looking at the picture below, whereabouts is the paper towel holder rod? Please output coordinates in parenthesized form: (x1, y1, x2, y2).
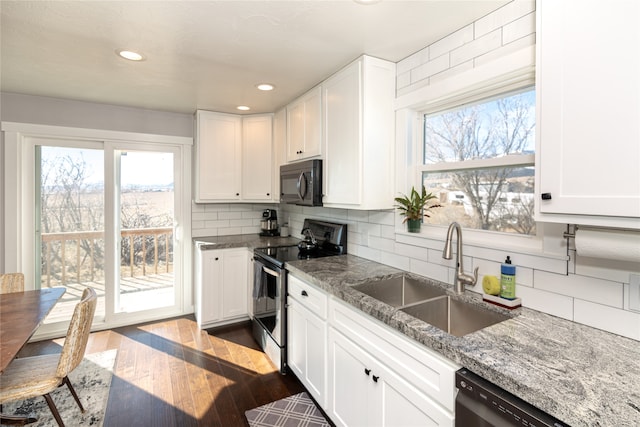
(563, 224, 636, 239)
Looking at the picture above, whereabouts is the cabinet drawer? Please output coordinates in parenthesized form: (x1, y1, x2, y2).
(288, 275, 327, 319)
(329, 298, 459, 412)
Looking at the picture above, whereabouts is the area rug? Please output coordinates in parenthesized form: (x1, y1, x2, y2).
(1, 349, 117, 427)
(245, 392, 331, 427)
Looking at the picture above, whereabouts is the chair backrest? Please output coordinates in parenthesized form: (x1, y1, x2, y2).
(55, 287, 97, 379)
(0, 273, 25, 294)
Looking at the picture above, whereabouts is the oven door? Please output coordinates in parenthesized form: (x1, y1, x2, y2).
(252, 257, 283, 346)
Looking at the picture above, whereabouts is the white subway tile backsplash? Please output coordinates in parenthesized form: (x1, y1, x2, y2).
(368, 210, 394, 225)
(428, 59, 474, 86)
(474, 37, 535, 69)
(516, 286, 574, 320)
(450, 28, 502, 67)
(410, 54, 449, 84)
(369, 235, 395, 253)
(502, 12, 535, 44)
(534, 270, 623, 308)
(429, 24, 474, 59)
(381, 251, 411, 271)
(475, 0, 535, 38)
(410, 258, 449, 283)
(574, 300, 640, 340)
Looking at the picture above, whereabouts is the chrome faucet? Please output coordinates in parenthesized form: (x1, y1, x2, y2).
(442, 222, 478, 294)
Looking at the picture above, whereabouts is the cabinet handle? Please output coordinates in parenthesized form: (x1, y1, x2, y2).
(301, 290, 308, 297)
(541, 193, 552, 200)
(364, 368, 371, 376)
(372, 375, 379, 383)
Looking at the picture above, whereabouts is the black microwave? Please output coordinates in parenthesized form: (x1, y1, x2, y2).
(280, 159, 323, 206)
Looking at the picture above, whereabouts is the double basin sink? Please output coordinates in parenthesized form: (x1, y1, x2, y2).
(352, 275, 510, 337)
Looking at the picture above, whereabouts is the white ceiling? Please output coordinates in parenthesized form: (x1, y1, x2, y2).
(0, 0, 508, 115)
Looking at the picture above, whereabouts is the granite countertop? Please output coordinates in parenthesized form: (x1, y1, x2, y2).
(285, 254, 640, 427)
(193, 234, 301, 251)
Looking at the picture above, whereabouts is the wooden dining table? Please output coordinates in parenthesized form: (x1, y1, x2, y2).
(0, 287, 66, 373)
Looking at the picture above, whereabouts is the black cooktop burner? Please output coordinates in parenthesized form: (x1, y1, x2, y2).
(254, 244, 341, 268)
(254, 219, 347, 268)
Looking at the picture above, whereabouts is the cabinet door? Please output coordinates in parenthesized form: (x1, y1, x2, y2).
(197, 250, 223, 327)
(323, 60, 361, 205)
(272, 108, 287, 201)
(195, 111, 242, 201)
(537, 0, 640, 219)
(221, 249, 249, 319)
(287, 100, 305, 161)
(286, 86, 322, 162)
(328, 328, 373, 427)
(377, 362, 454, 427)
(303, 86, 323, 159)
(242, 115, 273, 201)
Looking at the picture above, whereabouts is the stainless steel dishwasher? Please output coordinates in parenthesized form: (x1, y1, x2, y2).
(455, 368, 569, 427)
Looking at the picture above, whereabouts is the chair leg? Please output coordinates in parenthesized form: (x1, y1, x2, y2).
(43, 393, 65, 427)
(62, 376, 85, 413)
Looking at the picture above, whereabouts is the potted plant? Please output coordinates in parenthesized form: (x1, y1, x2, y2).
(395, 186, 442, 232)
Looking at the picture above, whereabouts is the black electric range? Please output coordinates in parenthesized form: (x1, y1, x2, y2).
(251, 218, 346, 374)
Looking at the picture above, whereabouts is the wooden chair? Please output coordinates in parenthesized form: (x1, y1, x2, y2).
(0, 273, 24, 294)
(0, 287, 97, 426)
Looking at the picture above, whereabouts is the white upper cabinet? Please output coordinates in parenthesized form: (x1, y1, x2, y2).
(242, 114, 273, 201)
(322, 55, 396, 210)
(536, 0, 640, 228)
(194, 111, 242, 202)
(272, 107, 287, 201)
(194, 110, 274, 203)
(286, 86, 322, 162)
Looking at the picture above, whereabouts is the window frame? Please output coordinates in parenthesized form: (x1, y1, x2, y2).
(398, 76, 553, 254)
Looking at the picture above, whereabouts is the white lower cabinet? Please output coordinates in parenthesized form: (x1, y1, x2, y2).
(194, 247, 249, 328)
(287, 274, 459, 426)
(287, 275, 328, 407)
(329, 328, 453, 427)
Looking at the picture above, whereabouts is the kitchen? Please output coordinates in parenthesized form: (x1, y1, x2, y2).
(2, 0, 640, 426)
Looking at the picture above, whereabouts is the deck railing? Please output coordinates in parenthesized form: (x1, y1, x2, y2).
(41, 227, 173, 287)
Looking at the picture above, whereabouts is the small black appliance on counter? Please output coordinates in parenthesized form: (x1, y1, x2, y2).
(259, 209, 279, 236)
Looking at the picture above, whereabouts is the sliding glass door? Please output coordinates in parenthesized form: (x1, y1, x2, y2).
(33, 138, 185, 329)
(115, 149, 176, 313)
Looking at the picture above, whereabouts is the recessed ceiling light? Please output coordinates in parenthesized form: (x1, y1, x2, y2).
(117, 50, 145, 61)
(237, 106, 251, 111)
(256, 83, 275, 91)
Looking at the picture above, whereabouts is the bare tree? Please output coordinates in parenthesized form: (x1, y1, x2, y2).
(425, 92, 535, 233)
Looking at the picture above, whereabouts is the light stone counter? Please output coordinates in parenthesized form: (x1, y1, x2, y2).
(193, 234, 301, 251)
(285, 254, 640, 427)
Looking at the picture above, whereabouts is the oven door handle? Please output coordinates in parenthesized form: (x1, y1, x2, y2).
(262, 266, 280, 278)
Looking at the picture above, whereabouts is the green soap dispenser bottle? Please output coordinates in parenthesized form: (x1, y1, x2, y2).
(500, 256, 516, 300)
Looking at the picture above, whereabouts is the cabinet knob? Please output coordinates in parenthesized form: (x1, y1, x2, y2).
(372, 375, 379, 383)
(214, 257, 219, 261)
(266, 193, 270, 196)
(301, 290, 308, 297)
(364, 368, 371, 376)
(236, 192, 240, 196)
(541, 193, 552, 200)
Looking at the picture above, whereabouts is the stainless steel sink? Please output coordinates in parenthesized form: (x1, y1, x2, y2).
(352, 275, 447, 308)
(400, 296, 509, 337)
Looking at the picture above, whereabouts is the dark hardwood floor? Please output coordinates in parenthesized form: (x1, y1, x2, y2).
(18, 316, 305, 426)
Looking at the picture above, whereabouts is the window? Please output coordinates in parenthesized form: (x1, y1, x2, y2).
(420, 88, 536, 235)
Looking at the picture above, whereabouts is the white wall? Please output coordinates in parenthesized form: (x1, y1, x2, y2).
(0, 92, 193, 137)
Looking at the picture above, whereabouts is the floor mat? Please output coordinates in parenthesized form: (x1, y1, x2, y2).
(245, 392, 331, 427)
